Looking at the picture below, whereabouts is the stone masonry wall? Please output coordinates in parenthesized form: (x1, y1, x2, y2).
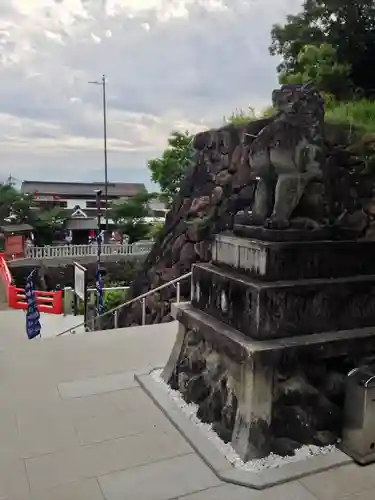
(118, 118, 271, 326)
(119, 119, 374, 326)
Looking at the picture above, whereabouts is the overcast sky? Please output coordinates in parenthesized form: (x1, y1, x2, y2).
(0, 0, 302, 189)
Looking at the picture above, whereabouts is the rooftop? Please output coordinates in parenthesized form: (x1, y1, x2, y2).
(21, 181, 147, 198)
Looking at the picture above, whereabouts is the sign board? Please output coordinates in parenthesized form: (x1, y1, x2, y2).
(34, 195, 54, 201)
(5, 235, 24, 257)
(73, 262, 88, 328)
(74, 262, 86, 300)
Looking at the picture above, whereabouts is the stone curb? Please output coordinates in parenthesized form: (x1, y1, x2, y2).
(135, 371, 353, 490)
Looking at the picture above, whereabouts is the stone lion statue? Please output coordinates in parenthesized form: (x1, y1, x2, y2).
(247, 82, 326, 229)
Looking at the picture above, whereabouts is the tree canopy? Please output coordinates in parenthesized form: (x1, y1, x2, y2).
(0, 182, 32, 223)
(109, 192, 155, 243)
(279, 43, 351, 99)
(148, 131, 193, 207)
(0, 181, 67, 245)
(269, 0, 375, 100)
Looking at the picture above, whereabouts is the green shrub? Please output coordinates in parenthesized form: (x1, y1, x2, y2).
(76, 288, 129, 315)
(325, 99, 375, 134)
(103, 289, 129, 313)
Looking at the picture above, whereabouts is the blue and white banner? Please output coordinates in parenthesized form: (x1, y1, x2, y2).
(25, 273, 41, 339)
(95, 265, 104, 315)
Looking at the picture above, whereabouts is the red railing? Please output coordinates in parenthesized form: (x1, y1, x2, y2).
(8, 287, 63, 314)
(0, 253, 63, 314)
(0, 252, 12, 304)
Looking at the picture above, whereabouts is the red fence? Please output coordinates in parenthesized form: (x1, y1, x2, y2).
(0, 252, 12, 305)
(0, 253, 63, 314)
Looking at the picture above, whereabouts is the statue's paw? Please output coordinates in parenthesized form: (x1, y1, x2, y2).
(236, 212, 266, 226)
(264, 217, 290, 230)
(248, 214, 267, 226)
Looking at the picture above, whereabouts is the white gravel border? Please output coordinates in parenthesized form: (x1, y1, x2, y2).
(151, 368, 337, 472)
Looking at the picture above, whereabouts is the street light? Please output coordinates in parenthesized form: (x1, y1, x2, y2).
(94, 188, 102, 263)
(89, 74, 109, 234)
(94, 188, 103, 317)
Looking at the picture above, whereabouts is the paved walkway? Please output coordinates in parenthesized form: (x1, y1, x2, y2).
(0, 319, 374, 500)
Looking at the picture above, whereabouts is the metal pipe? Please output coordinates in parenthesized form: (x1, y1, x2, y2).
(102, 74, 109, 233)
(57, 271, 192, 336)
(141, 297, 146, 325)
(176, 282, 181, 303)
(89, 75, 109, 236)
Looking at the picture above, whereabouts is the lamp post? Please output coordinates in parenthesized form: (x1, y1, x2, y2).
(94, 189, 102, 264)
(94, 189, 103, 317)
(89, 74, 109, 234)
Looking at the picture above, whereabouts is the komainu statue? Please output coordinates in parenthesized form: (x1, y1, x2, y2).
(247, 82, 326, 230)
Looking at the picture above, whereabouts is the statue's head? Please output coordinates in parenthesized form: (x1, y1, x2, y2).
(272, 82, 324, 115)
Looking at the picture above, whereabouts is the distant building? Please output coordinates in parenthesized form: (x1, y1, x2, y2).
(21, 181, 146, 212)
(21, 181, 167, 244)
(21, 181, 147, 244)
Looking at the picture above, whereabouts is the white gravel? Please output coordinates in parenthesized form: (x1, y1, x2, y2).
(151, 368, 337, 472)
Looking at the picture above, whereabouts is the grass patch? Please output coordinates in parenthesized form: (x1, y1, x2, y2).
(325, 100, 375, 134)
(225, 100, 375, 135)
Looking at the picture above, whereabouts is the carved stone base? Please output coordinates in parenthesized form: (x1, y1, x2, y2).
(165, 303, 375, 461)
(192, 262, 375, 340)
(234, 219, 361, 242)
(212, 233, 375, 281)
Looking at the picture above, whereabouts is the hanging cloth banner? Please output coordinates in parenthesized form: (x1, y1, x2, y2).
(25, 272, 41, 339)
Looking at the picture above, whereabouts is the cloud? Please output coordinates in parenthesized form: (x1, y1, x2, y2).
(0, 0, 303, 187)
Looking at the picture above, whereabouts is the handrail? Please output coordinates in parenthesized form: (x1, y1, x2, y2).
(56, 271, 192, 336)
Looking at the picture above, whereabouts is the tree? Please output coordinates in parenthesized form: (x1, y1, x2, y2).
(0, 182, 32, 223)
(279, 44, 351, 98)
(269, 0, 375, 100)
(148, 131, 193, 207)
(110, 192, 154, 243)
(147, 220, 164, 241)
(32, 207, 67, 245)
(0, 180, 68, 244)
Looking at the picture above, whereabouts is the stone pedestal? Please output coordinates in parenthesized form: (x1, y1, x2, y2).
(163, 233, 375, 462)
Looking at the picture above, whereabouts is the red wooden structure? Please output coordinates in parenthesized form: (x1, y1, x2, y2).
(0, 253, 63, 314)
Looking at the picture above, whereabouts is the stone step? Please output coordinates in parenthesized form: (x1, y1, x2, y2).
(192, 262, 375, 339)
(212, 233, 375, 281)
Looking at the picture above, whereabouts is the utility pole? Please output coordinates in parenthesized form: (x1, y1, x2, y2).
(94, 188, 103, 317)
(89, 75, 109, 235)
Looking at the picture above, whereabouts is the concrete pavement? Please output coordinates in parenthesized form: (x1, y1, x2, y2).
(0, 318, 374, 499)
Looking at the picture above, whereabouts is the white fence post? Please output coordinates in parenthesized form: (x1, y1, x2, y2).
(23, 243, 151, 260)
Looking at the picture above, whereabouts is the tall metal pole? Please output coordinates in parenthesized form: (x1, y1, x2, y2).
(89, 75, 109, 238)
(95, 189, 103, 318)
(95, 189, 102, 267)
(102, 75, 109, 233)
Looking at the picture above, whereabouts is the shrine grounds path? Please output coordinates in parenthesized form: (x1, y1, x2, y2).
(0, 315, 373, 500)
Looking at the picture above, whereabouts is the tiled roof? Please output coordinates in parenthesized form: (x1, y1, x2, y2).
(0, 223, 34, 233)
(21, 181, 147, 198)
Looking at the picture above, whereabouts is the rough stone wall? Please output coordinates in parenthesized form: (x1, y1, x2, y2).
(119, 118, 375, 326)
(119, 118, 272, 326)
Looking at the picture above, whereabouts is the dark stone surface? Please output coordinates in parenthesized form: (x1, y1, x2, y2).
(167, 303, 375, 459)
(192, 262, 375, 339)
(234, 220, 362, 242)
(168, 327, 241, 447)
(213, 235, 375, 281)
